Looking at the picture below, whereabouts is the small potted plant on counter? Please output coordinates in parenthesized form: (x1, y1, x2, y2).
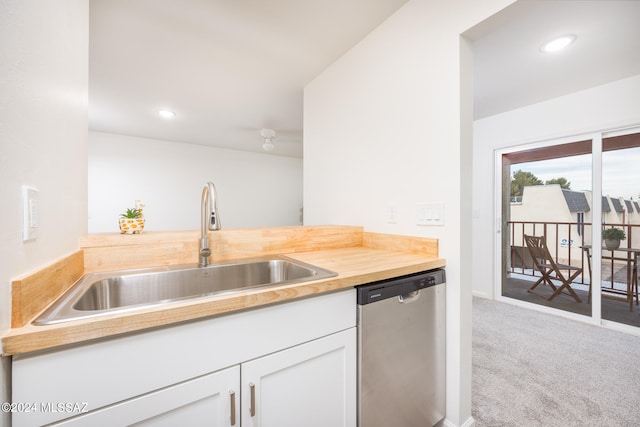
(602, 227, 626, 250)
(119, 200, 145, 234)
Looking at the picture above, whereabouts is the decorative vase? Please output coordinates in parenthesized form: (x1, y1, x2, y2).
(604, 239, 620, 250)
(119, 217, 145, 234)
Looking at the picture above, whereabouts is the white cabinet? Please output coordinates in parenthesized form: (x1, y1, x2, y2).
(50, 366, 240, 427)
(242, 328, 356, 427)
(12, 289, 356, 427)
(45, 329, 355, 427)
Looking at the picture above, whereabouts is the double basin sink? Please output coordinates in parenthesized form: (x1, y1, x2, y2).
(34, 255, 337, 325)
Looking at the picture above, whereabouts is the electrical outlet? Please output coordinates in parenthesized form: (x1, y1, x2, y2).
(386, 205, 398, 223)
(23, 186, 39, 241)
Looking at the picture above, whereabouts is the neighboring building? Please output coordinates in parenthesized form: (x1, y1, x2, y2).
(610, 198, 625, 223)
(510, 185, 640, 266)
(561, 188, 590, 240)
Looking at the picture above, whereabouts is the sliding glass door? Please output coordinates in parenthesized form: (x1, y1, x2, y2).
(498, 128, 640, 328)
(500, 138, 592, 317)
(600, 131, 640, 326)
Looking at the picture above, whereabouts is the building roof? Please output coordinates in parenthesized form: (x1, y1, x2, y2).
(562, 190, 590, 212)
(625, 200, 635, 213)
(611, 198, 624, 213)
(602, 197, 611, 213)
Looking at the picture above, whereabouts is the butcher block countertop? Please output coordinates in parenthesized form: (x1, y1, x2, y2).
(3, 226, 445, 356)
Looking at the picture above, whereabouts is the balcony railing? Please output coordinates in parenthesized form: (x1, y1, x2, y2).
(507, 221, 640, 292)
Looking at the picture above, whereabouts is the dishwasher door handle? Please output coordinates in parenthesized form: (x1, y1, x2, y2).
(398, 290, 420, 303)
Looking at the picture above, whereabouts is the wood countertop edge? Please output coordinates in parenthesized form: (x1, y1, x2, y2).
(3, 250, 445, 356)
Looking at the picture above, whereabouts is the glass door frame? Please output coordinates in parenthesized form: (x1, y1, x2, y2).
(494, 132, 604, 326)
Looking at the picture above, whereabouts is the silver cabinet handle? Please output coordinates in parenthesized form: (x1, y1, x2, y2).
(249, 382, 256, 417)
(229, 390, 236, 426)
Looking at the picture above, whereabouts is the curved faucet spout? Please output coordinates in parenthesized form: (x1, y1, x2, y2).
(199, 181, 221, 267)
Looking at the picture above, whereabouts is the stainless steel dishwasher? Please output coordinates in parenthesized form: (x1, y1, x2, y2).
(356, 269, 446, 427)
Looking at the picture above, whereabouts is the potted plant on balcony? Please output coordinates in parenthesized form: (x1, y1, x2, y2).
(602, 227, 626, 250)
(119, 200, 145, 234)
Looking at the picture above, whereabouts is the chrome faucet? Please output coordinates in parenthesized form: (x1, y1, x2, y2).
(199, 181, 221, 267)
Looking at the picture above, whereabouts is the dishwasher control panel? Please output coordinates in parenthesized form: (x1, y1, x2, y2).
(356, 269, 445, 305)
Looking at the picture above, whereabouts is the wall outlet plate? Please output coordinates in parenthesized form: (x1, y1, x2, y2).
(23, 185, 39, 241)
(416, 202, 445, 226)
(386, 205, 398, 223)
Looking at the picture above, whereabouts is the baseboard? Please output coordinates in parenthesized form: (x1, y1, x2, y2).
(461, 416, 476, 427)
(441, 416, 475, 427)
(472, 290, 491, 299)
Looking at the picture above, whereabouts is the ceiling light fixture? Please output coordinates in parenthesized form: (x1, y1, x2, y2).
(540, 35, 576, 53)
(158, 109, 176, 119)
(261, 128, 276, 151)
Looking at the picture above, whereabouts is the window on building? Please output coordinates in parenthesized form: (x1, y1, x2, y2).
(577, 212, 584, 236)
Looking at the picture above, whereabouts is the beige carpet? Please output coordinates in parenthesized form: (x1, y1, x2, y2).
(472, 297, 640, 426)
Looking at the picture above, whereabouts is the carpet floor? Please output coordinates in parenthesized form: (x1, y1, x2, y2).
(472, 297, 640, 426)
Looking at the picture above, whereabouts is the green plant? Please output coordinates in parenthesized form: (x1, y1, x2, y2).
(120, 208, 142, 219)
(602, 227, 626, 240)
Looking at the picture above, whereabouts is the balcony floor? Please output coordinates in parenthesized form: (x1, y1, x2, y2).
(504, 276, 640, 328)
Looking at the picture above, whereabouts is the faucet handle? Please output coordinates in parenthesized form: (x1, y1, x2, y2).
(200, 247, 211, 258)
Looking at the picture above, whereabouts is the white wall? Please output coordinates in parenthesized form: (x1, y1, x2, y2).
(472, 74, 640, 299)
(303, 0, 515, 425)
(89, 132, 303, 232)
(0, 0, 88, 421)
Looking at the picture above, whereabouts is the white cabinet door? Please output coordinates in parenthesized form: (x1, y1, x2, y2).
(241, 328, 356, 427)
(50, 365, 240, 427)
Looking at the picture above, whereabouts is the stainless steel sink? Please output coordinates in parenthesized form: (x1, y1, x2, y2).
(34, 255, 337, 325)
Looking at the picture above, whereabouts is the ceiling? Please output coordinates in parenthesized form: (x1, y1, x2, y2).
(469, 0, 640, 119)
(89, 0, 409, 158)
(89, 1, 640, 158)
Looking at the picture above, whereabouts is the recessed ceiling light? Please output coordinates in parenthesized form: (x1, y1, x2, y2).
(540, 35, 576, 53)
(158, 109, 176, 119)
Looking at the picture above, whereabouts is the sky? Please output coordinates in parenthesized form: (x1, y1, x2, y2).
(511, 146, 640, 200)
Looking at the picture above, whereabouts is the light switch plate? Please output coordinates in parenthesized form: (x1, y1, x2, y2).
(416, 202, 445, 226)
(23, 185, 39, 241)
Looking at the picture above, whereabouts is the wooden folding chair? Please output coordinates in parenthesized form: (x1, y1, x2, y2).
(523, 235, 583, 303)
